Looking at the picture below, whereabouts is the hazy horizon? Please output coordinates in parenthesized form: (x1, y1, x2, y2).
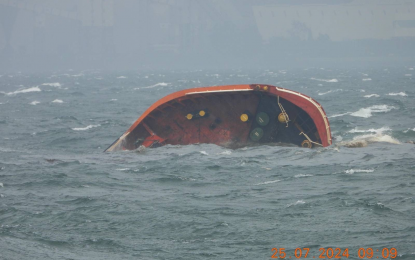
(1, 0, 415, 72)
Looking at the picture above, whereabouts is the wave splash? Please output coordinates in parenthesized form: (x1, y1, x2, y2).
(350, 105, 396, 118)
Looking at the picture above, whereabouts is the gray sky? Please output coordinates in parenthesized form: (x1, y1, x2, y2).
(1, 0, 415, 72)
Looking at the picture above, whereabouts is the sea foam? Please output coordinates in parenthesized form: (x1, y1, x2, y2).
(364, 94, 380, 98)
(318, 89, 342, 96)
(345, 169, 374, 174)
(72, 124, 100, 131)
(339, 133, 400, 147)
(362, 78, 372, 81)
(6, 86, 41, 95)
(143, 82, 170, 89)
(350, 105, 396, 118)
(42, 83, 61, 87)
(30, 101, 40, 105)
(311, 78, 338, 83)
(254, 180, 281, 185)
(328, 112, 351, 118)
(52, 99, 64, 103)
(348, 127, 390, 134)
(388, 92, 407, 97)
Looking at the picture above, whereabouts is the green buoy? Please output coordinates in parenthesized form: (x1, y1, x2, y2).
(250, 127, 264, 141)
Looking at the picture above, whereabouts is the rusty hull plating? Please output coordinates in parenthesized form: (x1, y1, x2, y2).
(105, 84, 332, 151)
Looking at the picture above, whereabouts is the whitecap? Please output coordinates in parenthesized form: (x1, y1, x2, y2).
(0, 183, 3, 187)
(111, 99, 117, 101)
(356, 134, 400, 144)
(143, 82, 170, 89)
(348, 127, 390, 134)
(72, 124, 100, 131)
(362, 78, 372, 81)
(30, 101, 40, 105)
(364, 94, 380, 98)
(254, 180, 281, 185)
(339, 133, 400, 147)
(219, 150, 232, 155)
(199, 151, 208, 155)
(42, 82, 61, 87)
(345, 169, 374, 174)
(6, 86, 41, 95)
(318, 90, 332, 95)
(287, 200, 305, 207)
(117, 76, 127, 79)
(116, 168, 130, 171)
(318, 89, 342, 95)
(294, 174, 313, 178)
(328, 112, 351, 118)
(52, 99, 63, 103)
(388, 92, 407, 97)
(350, 105, 396, 118)
(310, 78, 338, 83)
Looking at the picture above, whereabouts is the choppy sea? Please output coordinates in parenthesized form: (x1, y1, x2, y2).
(0, 68, 414, 259)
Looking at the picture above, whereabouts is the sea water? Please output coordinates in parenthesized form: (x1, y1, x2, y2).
(0, 68, 414, 259)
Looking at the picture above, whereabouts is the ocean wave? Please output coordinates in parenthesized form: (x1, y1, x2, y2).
(338, 133, 400, 147)
(403, 128, 415, 133)
(345, 169, 374, 174)
(388, 92, 407, 96)
(42, 83, 61, 87)
(350, 105, 396, 118)
(52, 99, 64, 103)
(143, 82, 171, 89)
(318, 89, 342, 96)
(72, 124, 100, 131)
(311, 78, 338, 83)
(254, 180, 281, 185)
(6, 86, 41, 95)
(287, 200, 305, 207)
(30, 101, 40, 105)
(294, 174, 313, 178)
(117, 76, 127, 79)
(348, 127, 390, 134)
(364, 94, 380, 98)
(362, 78, 372, 81)
(328, 112, 351, 118)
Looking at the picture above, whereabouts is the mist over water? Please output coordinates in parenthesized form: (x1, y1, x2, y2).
(1, 0, 415, 259)
(0, 68, 414, 259)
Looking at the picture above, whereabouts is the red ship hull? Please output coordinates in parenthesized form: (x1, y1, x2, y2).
(105, 84, 332, 151)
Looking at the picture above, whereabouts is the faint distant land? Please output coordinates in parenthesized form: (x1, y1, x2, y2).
(253, 0, 415, 42)
(0, 0, 415, 71)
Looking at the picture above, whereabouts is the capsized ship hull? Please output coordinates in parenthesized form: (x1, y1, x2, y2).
(105, 84, 332, 151)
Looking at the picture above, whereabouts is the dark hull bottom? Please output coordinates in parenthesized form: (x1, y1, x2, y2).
(106, 85, 331, 151)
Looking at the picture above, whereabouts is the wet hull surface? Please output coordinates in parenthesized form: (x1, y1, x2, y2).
(106, 84, 331, 151)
